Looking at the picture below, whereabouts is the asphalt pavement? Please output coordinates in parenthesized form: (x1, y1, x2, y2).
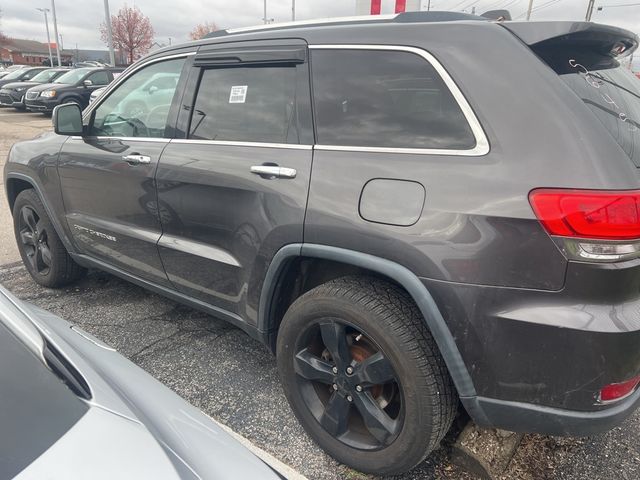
(2, 110, 640, 480)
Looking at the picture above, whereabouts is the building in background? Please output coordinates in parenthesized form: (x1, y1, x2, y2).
(0, 38, 73, 66)
(356, 0, 421, 15)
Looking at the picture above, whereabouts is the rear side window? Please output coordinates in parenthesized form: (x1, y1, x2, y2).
(538, 46, 640, 166)
(310, 49, 476, 150)
(189, 65, 300, 143)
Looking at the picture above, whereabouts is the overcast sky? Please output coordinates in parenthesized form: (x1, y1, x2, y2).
(0, 0, 638, 50)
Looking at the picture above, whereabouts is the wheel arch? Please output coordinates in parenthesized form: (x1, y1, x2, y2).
(5, 173, 76, 254)
(259, 243, 478, 400)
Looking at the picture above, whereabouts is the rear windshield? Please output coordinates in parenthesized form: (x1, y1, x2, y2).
(541, 47, 640, 166)
(0, 320, 88, 478)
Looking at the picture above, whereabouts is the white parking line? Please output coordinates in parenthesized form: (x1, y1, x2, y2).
(204, 413, 309, 480)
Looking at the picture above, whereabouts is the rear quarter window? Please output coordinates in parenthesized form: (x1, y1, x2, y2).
(310, 48, 477, 150)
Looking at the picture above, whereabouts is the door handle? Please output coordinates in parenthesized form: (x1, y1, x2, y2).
(250, 165, 297, 179)
(122, 154, 151, 166)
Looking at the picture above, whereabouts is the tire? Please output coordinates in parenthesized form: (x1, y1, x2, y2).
(276, 276, 457, 475)
(13, 189, 86, 288)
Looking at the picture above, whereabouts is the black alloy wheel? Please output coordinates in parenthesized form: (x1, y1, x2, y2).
(18, 205, 53, 276)
(12, 189, 86, 287)
(293, 318, 403, 450)
(277, 277, 457, 475)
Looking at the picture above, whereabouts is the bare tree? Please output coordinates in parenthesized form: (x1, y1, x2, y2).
(189, 22, 217, 41)
(100, 5, 154, 65)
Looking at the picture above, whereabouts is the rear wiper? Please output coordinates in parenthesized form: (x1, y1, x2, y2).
(590, 72, 640, 101)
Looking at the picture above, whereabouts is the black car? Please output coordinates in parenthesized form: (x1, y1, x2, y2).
(0, 66, 49, 89)
(24, 67, 123, 113)
(0, 68, 70, 110)
(5, 13, 640, 476)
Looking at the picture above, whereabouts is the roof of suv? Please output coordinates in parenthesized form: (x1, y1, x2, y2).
(141, 11, 637, 64)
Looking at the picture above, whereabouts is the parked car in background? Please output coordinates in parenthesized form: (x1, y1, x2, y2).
(24, 67, 123, 113)
(6, 13, 640, 476)
(74, 61, 108, 68)
(89, 86, 107, 104)
(0, 285, 285, 480)
(0, 68, 70, 110)
(0, 67, 49, 89)
(0, 71, 8, 79)
(6, 64, 29, 71)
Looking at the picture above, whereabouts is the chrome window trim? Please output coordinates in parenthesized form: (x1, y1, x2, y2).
(171, 139, 312, 150)
(308, 44, 490, 157)
(82, 51, 196, 122)
(69, 136, 171, 143)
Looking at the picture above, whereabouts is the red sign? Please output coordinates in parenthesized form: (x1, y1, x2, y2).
(395, 0, 407, 12)
(370, 0, 382, 14)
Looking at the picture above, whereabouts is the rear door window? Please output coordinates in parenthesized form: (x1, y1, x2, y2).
(310, 49, 476, 150)
(188, 65, 302, 144)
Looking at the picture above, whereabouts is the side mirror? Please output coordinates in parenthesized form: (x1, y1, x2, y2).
(148, 85, 158, 94)
(83, 79, 93, 87)
(53, 103, 83, 136)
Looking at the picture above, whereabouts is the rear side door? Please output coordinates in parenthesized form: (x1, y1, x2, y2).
(58, 54, 191, 286)
(156, 40, 313, 324)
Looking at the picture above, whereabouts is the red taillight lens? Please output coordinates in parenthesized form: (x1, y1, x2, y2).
(599, 375, 640, 402)
(529, 189, 640, 239)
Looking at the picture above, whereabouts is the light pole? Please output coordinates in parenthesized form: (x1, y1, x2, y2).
(526, 0, 535, 20)
(264, 0, 268, 24)
(103, 0, 116, 67)
(292, 0, 295, 21)
(50, 0, 61, 66)
(585, 0, 596, 20)
(36, 8, 54, 67)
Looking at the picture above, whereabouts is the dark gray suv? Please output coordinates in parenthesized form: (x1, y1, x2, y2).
(5, 13, 640, 475)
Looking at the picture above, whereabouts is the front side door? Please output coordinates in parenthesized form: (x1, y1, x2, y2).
(58, 56, 189, 286)
(156, 40, 314, 324)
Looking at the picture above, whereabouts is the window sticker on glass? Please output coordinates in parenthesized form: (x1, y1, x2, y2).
(229, 85, 248, 104)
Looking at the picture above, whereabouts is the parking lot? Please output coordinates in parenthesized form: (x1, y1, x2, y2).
(2, 111, 640, 480)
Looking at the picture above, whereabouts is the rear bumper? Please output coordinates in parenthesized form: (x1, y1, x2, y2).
(424, 257, 640, 433)
(464, 388, 640, 436)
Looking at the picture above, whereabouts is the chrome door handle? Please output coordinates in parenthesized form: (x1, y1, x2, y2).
(250, 165, 297, 179)
(122, 154, 151, 165)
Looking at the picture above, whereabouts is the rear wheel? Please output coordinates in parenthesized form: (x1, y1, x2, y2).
(13, 189, 86, 287)
(276, 276, 457, 475)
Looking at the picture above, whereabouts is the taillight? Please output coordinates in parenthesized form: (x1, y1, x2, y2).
(599, 374, 640, 403)
(529, 189, 640, 240)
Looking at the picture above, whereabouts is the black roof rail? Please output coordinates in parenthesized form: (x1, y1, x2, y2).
(203, 11, 489, 39)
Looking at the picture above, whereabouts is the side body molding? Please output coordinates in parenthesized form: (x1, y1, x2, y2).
(258, 243, 478, 400)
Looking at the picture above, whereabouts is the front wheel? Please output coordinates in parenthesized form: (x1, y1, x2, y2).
(13, 189, 86, 287)
(276, 276, 457, 475)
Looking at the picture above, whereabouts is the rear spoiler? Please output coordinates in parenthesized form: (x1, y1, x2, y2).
(502, 21, 638, 58)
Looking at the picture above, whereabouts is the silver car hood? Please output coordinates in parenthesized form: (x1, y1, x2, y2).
(0, 286, 283, 480)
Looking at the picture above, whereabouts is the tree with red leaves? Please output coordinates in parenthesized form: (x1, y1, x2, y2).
(189, 22, 217, 41)
(101, 5, 154, 65)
